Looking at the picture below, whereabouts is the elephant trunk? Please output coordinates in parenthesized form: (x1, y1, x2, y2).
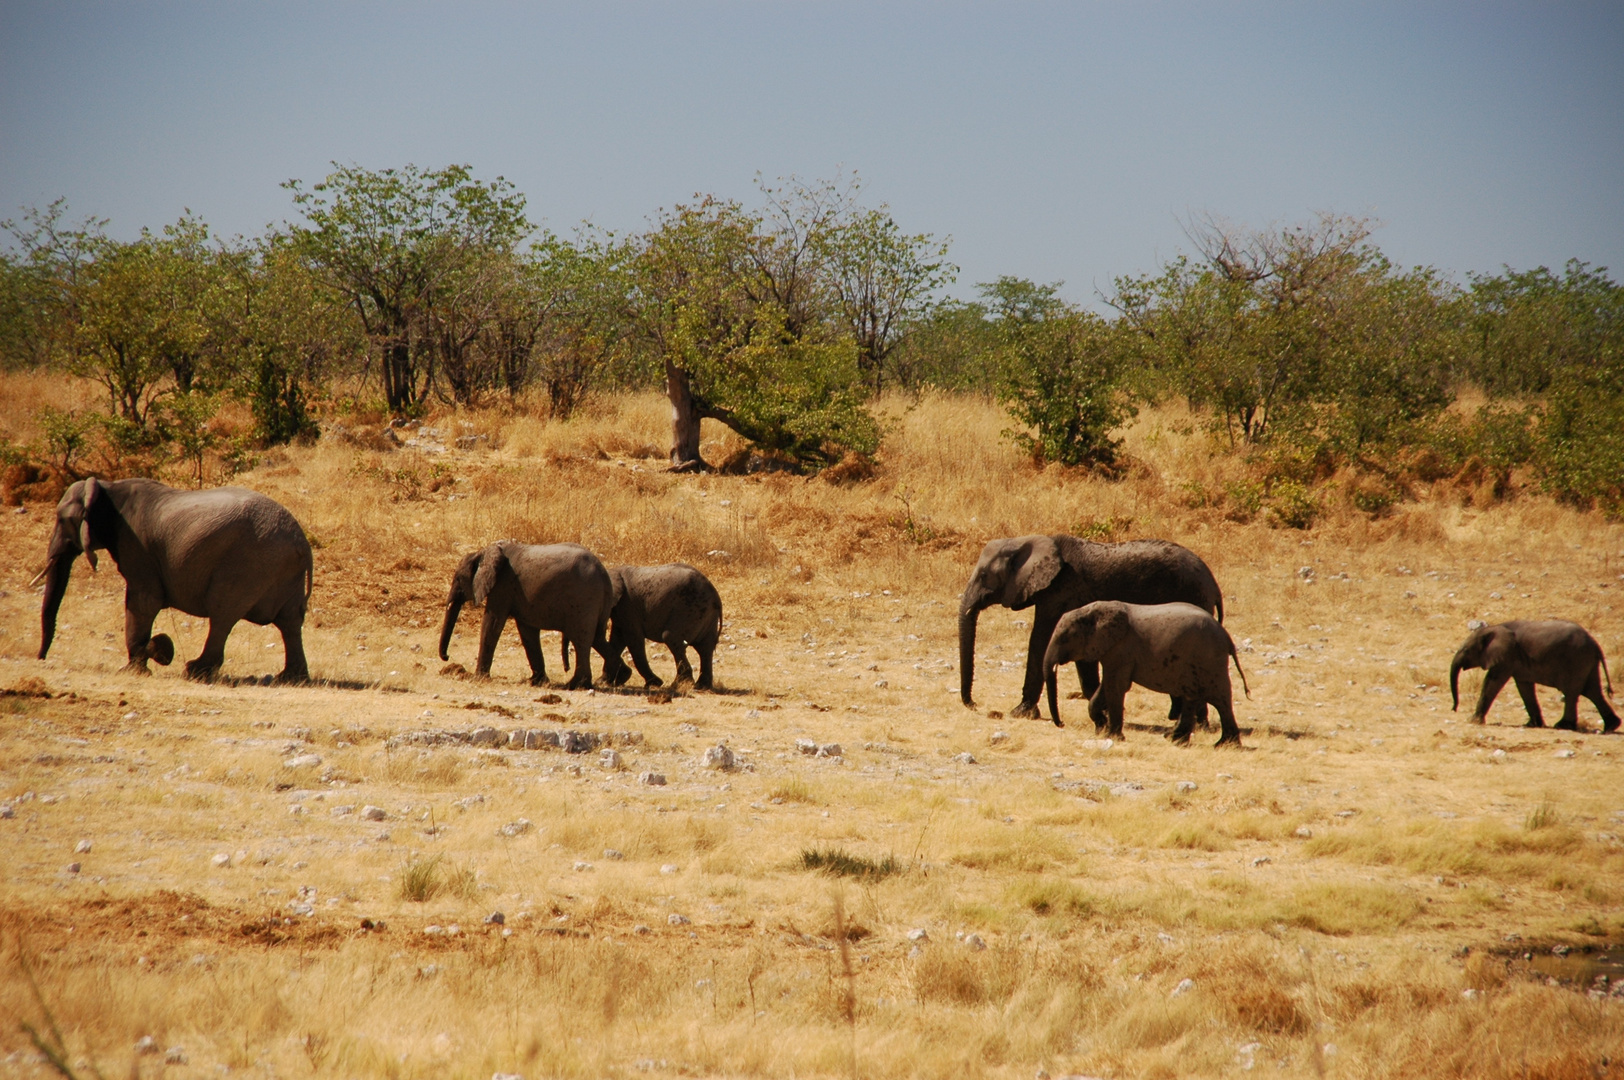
(438, 598, 464, 661)
(38, 553, 75, 660)
(959, 610, 980, 707)
(1449, 653, 1464, 711)
(1045, 662, 1061, 727)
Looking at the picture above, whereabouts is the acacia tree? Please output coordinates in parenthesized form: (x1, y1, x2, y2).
(284, 163, 530, 414)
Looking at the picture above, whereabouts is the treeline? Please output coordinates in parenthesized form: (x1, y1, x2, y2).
(2, 164, 1621, 518)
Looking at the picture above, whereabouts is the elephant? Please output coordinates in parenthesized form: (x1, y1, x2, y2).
(438, 540, 612, 688)
(598, 563, 723, 690)
(1449, 619, 1619, 733)
(36, 477, 312, 681)
(959, 534, 1224, 719)
(1043, 601, 1248, 746)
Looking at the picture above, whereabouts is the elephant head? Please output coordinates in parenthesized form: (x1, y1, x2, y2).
(1042, 602, 1129, 725)
(438, 549, 486, 660)
(1450, 624, 1519, 710)
(38, 478, 115, 660)
(959, 535, 1063, 707)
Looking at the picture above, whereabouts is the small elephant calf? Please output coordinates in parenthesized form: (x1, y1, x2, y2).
(1450, 619, 1619, 733)
(1043, 601, 1248, 746)
(599, 563, 723, 690)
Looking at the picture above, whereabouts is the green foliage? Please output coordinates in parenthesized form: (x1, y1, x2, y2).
(35, 407, 94, 475)
(1264, 480, 1318, 530)
(991, 283, 1136, 468)
(886, 299, 1001, 393)
(1466, 259, 1624, 395)
(155, 392, 219, 487)
(399, 853, 444, 902)
(800, 847, 902, 879)
(1536, 362, 1624, 515)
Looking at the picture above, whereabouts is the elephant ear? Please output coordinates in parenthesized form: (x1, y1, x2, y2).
(471, 544, 508, 606)
(1482, 626, 1522, 668)
(1006, 536, 1062, 609)
(1093, 604, 1132, 654)
(79, 477, 102, 570)
(449, 551, 482, 604)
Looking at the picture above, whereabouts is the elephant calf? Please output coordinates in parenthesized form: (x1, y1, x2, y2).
(1043, 601, 1248, 746)
(599, 563, 723, 690)
(1450, 619, 1619, 733)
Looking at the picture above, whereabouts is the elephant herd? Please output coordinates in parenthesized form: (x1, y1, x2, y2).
(30, 477, 1623, 745)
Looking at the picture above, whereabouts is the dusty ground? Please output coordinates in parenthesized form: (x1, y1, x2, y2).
(1, 389, 1622, 1080)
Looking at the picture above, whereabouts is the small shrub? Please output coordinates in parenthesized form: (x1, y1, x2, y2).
(1265, 480, 1318, 529)
(399, 854, 444, 902)
(800, 847, 901, 879)
(1525, 801, 1559, 831)
(1223, 479, 1264, 522)
(768, 778, 819, 804)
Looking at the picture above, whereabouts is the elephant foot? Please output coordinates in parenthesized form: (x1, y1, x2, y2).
(694, 678, 713, 692)
(1169, 733, 1192, 746)
(1523, 718, 1545, 728)
(1050, 716, 1064, 728)
(275, 668, 310, 686)
(1215, 734, 1244, 748)
(183, 660, 222, 682)
(1552, 719, 1579, 731)
(1604, 720, 1620, 734)
(120, 660, 153, 676)
(529, 673, 550, 688)
(1009, 701, 1040, 720)
(147, 634, 175, 666)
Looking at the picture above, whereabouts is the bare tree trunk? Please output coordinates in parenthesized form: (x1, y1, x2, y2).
(665, 359, 707, 471)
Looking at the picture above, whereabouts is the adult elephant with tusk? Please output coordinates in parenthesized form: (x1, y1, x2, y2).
(36, 477, 313, 681)
(438, 540, 613, 688)
(958, 534, 1223, 719)
(1450, 619, 1619, 733)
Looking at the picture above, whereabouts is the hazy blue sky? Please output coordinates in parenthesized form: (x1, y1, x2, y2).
(2, 2, 1620, 302)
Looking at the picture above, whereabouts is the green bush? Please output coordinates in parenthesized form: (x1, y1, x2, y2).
(996, 306, 1136, 468)
(1265, 480, 1318, 529)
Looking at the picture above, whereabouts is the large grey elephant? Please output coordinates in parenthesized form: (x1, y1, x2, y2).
(598, 563, 723, 690)
(959, 535, 1223, 718)
(438, 541, 612, 688)
(37, 477, 312, 681)
(1043, 601, 1248, 746)
(1450, 619, 1619, 733)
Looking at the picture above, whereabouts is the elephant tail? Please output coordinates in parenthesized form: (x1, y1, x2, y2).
(1602, 650, 1614, 698)
(1229, 637, 1250, 699)
(1214, 591, 1224, 625)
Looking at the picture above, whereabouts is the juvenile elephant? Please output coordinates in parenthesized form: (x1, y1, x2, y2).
(599, 563, 723, 690)
(959, 535, 1224, 719)
(1450, 619, 1619, 733)
(36, 477, 313, 681)
(438, 541, 612, 688)
(1043, 601, 1248, 746)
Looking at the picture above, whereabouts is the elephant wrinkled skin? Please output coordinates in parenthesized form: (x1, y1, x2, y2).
(1043, 601, 1248, 746)
(959, 534, 1223, 719)
(600, 563, 723, 690)
(38, 477, 313, 681)
(1450, 619, 1619, 733)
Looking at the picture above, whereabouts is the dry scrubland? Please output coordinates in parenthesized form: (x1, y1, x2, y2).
(2, 381, 1623, 1080)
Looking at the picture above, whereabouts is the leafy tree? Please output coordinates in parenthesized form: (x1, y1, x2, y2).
(284, 163, 530, 413)
(156, 392, 219, 487)
(1465, 260, 1624, 395)
(886, 298, 1000, 393)
(0, 200, 106, 371)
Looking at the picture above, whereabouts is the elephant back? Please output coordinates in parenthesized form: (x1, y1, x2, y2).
(1066, 537, 1223, 619)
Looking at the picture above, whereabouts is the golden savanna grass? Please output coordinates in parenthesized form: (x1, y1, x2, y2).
(2, 377, 1623, 1079)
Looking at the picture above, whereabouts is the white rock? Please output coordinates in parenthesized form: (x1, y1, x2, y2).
(1491, 748, 1508, 760)
(211, 853, 231, 868)
(286, 753, 322, 769)
(1294, 826, 1313, 839)
(963, 933, 986, 951)
(907, 928, 929, 942)
(1081, 738, 1114, 751)
(873, 679, 888, 689)
(660, 864, 679, 875)
(604, 848, 624, 860)
(634, 924, 652, 935)
(499, 818, 533, 837)
(492, 1073, 526, 1080)
(952, 752, 977, 765)
(362, 805, 387, 821)
(135, 1035, 159, 1055)
(1555, 749, 1576, 758)
(573, 861, 594, 871)
(1175, 781, 1198, 793)
(165, 1047, 187, 1065)
(668, 913, 691, 926)
(123, 711, 138, 721)
(1171, 977, 1195, 998)
(989, 731, 1010, 745)
(1251, 856, 1271, 866)
(600, 749, 623, 770)
(638, 771, 667, 786)
(816, 743, 842, 758)
(702, 744, 735, 770)
(74, 839, 91, 853)
(64, 862, 80, 874)
(796, 738, 819, 755)
(484, 911, 505, 925)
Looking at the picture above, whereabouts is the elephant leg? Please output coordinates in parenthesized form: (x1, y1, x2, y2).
(1077, 661, 1099, 698)
(563, 630, 594, 690)
(1554, 690, 1581, 731)
(665, 636, 695, 685)
(1582, 668, 1621, 733)
(122, 605, 166, 674)
(1470, 669, 1511, 724)
(475, 600, 511, 677)
(1169, 699, 1198, 745)
(1514, 678, 1544, 727)
(274, 606, 309, 683)
(1087, 690, 1110, 734)
(186, 616, 238, 680)
(1213, 694, 1242, 747)
(694, 638, 716, 691)
(1014, 611, 1061, 719)
(627, 634, 662, 687)
(517, 624, 548, 686)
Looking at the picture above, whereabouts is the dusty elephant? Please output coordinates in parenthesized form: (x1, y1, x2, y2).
(959, 534, 1224, 719)
(1043, 601, 1248, 746)
(36, 477, 313, 681)
(1450, 619, 1619, 733)
(596, 563, 723, 690)
(438, 541, 612, 688)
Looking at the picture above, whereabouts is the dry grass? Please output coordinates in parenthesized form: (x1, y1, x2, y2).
(1, 375, 1623, 1078)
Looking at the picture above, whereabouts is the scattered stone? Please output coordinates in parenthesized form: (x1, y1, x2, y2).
(1467, 619, 1487, 631)
(1175, 781, 1198, 793)
(1294, 826, 1313, 839)
(634, 924, 652, 935)
(907, 928, 929, 943)
(1462, 988, 1479, 999)
(600, 749, 623, 770)
(560, 730, 600, 754)
(0, 805, 12, 819)
(796, 738, 819, 755)
(952, 752, 977, 765)
(331, 805, 355, 817)
(1296, 566, 1315, 581)
(286, 753, 322, 769)
(873, 679, 888, 689)
(211, 853, 231, 868)
(135, 1035, 159, 1055)
(1555, 749, 1576, 759)
(1081, 738, 1114, 751)
(1251, 856, 1272, 866)
(816, 743, 842, 759)
(64, 862, 80, 874)
(703, 744, 736, 770)
(1171, 978, 1195, 998)
(989, 731, 1010, 745)
(963, 934, 986, 951)
(573, 861, 594, 872)
(660, 864, 679, 875)
(638, 772, 667, 786)
(603, 849, 624, 860)
(492, 1073, 525, 1080)
(74, 839, 91, 853)
(668, 913, 691, 926)
(165, 1047, 187, 1065)
(484, 911, 505, 925)
(499, 818, 533, 837)
(362, 805, 387, 821)
(1491, 748, 1508, 760)
(469, 726, 502, 747)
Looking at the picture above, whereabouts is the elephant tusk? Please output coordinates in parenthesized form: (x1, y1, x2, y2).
(28, 566, 48, 587)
